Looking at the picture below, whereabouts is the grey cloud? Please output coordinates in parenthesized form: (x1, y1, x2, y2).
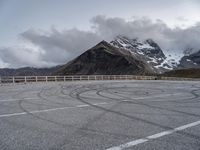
(1, 15, 200, 68)
(91, 15, 169, 41)
(20, 28, 101, 66)
(91, 15, 200, 52)
(176, 16, 188, 22)
(0, 46, 55, 68)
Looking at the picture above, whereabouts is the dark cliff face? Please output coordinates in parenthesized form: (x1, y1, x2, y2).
(0, 66, 60, 76)
(55, 41, 154, 75)
(1, 37, 198, 76)
(110, 36, 168, 72)
(179, 50, 200, 69)
(144, 39, 166, 59)
(163, 68, 200, 78)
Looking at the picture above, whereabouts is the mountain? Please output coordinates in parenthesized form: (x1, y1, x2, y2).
(0, 36, 199, 76)
(163, 68, 200, 78)
(110, 36, 178, 72)
(55, 41, 155, 75)
(179, 50, 200, 69)
(0, 66, 60, 76)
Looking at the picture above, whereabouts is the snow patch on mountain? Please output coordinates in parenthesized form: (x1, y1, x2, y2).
(110, 36, 170, 72)
(110, 35, 200, 73)
(137, 43, 154, 50)
(162, 50, 184, 68)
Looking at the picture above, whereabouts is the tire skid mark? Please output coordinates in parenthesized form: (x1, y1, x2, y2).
(66, 83, 200, 141)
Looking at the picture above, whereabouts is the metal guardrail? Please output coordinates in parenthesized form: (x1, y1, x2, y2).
(0, 75, 199, 84)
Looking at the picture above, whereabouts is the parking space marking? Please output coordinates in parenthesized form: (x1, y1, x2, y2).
(106, 120, 200, 150)
(0, 102, 108, 118)
(0, 98, 38, 102)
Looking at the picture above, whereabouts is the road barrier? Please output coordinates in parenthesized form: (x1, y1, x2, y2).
(0, 75, 199, 84)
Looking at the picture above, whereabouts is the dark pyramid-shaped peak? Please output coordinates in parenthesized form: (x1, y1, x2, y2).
(92, 40, 111, 49)
(89, 40, 134, 57)
(55, 41, 155, 75)
(179, 49, 200, 69)
(97, 40, 109, 46)
(145, 39, 160, 49)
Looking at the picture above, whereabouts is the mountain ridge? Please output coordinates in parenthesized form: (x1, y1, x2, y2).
(110, 35, 200, 72)
(0, 36, 199, 76)
(55, 40, 155, 75)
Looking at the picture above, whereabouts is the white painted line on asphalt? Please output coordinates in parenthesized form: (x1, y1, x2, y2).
(106, 120, 200, 150)
(0, 99, 20, 102)
(77, 104, 90, 107)
(0, 112, 28, 118)
(0, 102, 108, 118)
(94, 102, 108, 105)
(76, 102, 107, 108)
(24, 97, 38, 100)
(0, 98, 38, 102)
(121, 93, 184, 102)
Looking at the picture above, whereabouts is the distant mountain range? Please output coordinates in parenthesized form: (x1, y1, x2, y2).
(0, 36, 199, 76)
(0, 66, 60, 76)
(110, 36, 200, 72)
(55, 41, 154, 75)
(163, 68, 200, 78)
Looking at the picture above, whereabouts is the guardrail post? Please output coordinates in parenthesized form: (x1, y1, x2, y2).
(36, 76, 38, 82)
(87, 76, 89, 80)
(46, 76, 48, 82)
(72, 76, 74, 81)
(12, 76, 15, 83)
(64, 76, 66, 82)
(25, 76, 27, 83)
(55, 76, 57, 82)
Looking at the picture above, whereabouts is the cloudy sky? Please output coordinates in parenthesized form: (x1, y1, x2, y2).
(0, 0, 200, 68)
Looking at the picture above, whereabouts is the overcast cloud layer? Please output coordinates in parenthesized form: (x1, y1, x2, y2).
(0, 15, 200, 68)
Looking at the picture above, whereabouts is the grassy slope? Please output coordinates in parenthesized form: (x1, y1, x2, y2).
(162, 68, 200, 78)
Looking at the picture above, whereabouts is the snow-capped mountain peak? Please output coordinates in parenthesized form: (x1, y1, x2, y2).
(110, 36, 170, 72)
(110, 35, 200, 73)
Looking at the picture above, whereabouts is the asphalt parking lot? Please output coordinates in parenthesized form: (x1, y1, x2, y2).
(0, 80, 200, 150)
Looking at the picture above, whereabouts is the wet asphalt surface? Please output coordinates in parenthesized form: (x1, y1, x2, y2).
(0, 80, 200, 150)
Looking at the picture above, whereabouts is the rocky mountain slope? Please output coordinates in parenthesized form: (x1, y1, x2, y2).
(55, 41, 155, 75)
(111, 36, 175, 72)
(0, 66, 60, 76)
(0, 36, 199, 76)
(163, 68, 200, 78)
(179, 50, 200, 69)
(110, 35, 200, 72)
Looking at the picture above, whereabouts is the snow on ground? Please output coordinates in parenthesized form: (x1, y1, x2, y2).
(162, 49, 184, 68)
(137, 43, 154, 50)
(111, 36, 188, 71)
